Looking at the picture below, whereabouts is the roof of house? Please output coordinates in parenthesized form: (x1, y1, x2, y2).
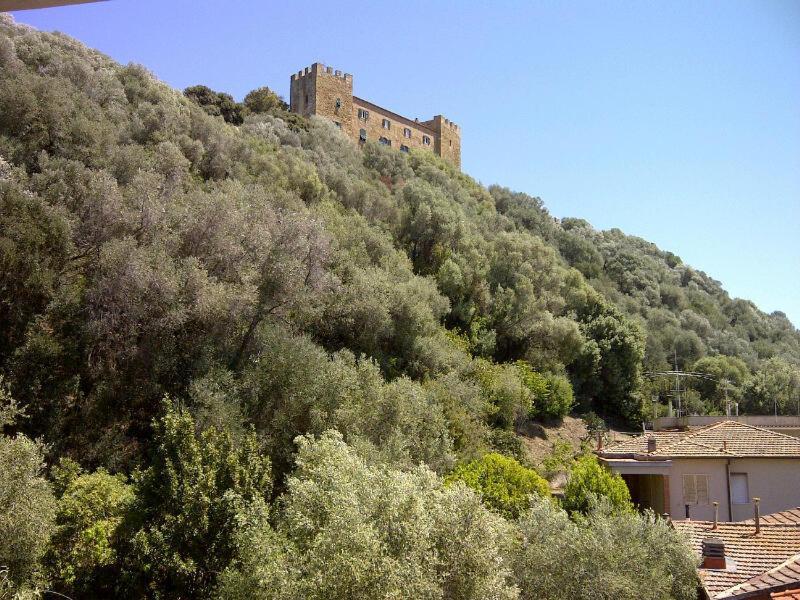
(598, 430, 688, 455)
(599, 421, 800, 459)
(716, 554, 800, 599)
(744, 508, 800, 526)
(673, 518, 800, 599)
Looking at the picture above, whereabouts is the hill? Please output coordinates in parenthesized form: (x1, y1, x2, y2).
(0, 14, 793, 598)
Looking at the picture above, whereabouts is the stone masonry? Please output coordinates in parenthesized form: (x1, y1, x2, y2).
(290, 63, 461, 169)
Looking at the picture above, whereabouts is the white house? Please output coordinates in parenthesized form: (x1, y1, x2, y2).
(597, 421, 800, 521)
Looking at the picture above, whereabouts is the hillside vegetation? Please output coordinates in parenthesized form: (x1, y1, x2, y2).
(0, 14, 794, 599)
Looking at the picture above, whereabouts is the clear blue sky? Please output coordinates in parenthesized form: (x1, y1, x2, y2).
(11, 0, 800, 326)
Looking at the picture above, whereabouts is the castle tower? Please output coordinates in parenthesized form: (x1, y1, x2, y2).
(424, 115, 461, 168)
(290, 63, 354, 137)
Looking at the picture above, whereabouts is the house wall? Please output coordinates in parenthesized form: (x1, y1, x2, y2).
(666, 459, 731, 521)
(725, 458, 800, 521)
(664, 457, 800, 521)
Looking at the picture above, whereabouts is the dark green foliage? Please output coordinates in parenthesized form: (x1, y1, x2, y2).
(0, 177, 71, 372)
(120, 401, 272, 598)
(571, 294, 646, 421)
(517, 361, 575, 420)
(184, 84, 244, 124)
(487, 428, 528, 463)
(243, 86, 287, 114)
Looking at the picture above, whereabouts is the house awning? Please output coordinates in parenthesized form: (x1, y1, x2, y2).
(599, 457, 672, 474)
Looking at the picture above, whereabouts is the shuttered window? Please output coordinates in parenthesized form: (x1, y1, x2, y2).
(682, 474, 710, 505)
(730, 473, 749, 504)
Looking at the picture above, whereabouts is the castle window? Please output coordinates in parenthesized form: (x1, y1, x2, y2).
(359, 128, 367, 142)
(358, 108, 369, 121)
(379, 136, 391, 146)
(403, 127, 412, 138)
(400, 144, 409, 153)
(382, 118, 391, 130)
(422, 135, 431, 145)
(334, 121, 341, 128)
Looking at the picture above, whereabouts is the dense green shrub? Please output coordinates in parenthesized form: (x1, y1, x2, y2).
(445, 452, 550, 518)
(217, 431, 518, 600)
(243, 86, 286, 114)
(561, 454, 632, 514)
(0, 385, 56, 594)
(513, 498, 697, 600)
(517, 361, 575, 420)
(47, 467, 134, 595)
(119, 402, 272, 598)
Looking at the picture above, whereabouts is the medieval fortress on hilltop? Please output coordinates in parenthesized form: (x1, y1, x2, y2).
(290, 63, 461, 169)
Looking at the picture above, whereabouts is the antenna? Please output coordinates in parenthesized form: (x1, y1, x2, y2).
(644, 350, 719, 418)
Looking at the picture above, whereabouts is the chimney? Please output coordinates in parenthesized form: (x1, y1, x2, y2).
(597, 431, 603, 451)
(753, 498, 761, 534)
(647, 437, 657, 453)
(712, 502, 719, 529)
(701, 538, 726, 570)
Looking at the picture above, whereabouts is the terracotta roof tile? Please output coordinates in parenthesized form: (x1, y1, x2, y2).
(673, 519, 800, 599)
(771, 589, 800, 599)
(744, 508, 800, 526)
(599, 431, 687, 455)
(718, 554, 800, 598)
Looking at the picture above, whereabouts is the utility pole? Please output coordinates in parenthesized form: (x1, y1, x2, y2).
(674, 350, 681, 417)
(720, 378, 731, 417)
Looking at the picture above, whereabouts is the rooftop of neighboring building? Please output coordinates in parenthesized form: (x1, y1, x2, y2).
(599, 421, 800, 460)
(673, 517, 800, 599)
(744, 507, 800, 526)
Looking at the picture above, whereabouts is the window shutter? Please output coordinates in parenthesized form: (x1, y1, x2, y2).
(730, 473, 749, 504)
(683, 474, 697, 504)
(696, 475, 709, 505)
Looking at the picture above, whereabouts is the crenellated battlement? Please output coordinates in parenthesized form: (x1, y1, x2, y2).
(442, 117, 459, 131)
(291, 63, 352, 83)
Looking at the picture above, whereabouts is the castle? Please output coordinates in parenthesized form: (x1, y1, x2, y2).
(290, 63, 461, 169)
